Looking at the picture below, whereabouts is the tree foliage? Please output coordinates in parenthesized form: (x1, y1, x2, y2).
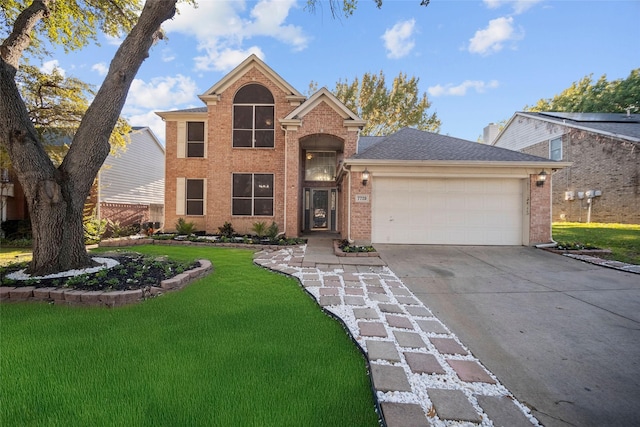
(305, 0, 429, 17)
(525, 69, 640, 113)
(16, 65, 131, 156)
(333, 71, 440, 136)
(1, 0, 177, 275)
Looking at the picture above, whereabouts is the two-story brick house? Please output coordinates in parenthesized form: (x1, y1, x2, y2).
(158, 55, 566, 245)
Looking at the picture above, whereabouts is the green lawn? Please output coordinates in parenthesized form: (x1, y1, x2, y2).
(552, 222, 640, 265)
(0, 246, 378, 426)
(0, 246, 32, 266)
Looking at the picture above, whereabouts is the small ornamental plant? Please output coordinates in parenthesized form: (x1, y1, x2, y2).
(338, 239, 376, 253)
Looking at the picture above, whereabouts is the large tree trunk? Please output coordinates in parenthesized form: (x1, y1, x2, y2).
(0, 0, 177, 276)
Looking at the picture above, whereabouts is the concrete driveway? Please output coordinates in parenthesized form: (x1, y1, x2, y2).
(375, 245, 640, 427)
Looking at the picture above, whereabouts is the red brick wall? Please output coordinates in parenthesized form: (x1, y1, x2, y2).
(522, 130, 640, 224)
(347, 170, 372, 243)
(100, 203, 149, 227)
(529, 175, 552, 244)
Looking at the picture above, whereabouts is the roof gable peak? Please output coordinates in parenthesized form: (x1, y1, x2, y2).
(199, 54, 303, 102)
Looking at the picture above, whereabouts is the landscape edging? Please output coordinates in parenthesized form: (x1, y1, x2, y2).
(0, 259, 213, 307)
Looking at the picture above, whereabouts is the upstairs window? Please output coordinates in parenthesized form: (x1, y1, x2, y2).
(550, 137, 562, 160)
(187, 122, 205, 157)
(305, 151, 336, 181)
(232, 173, 274, 216)
(233, 84, 275, 148)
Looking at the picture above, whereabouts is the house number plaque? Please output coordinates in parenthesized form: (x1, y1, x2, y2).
(355, 194, 370, 203)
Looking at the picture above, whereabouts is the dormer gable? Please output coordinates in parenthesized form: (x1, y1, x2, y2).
(199, 54, 305, 106)
(281, 87, 366, 131)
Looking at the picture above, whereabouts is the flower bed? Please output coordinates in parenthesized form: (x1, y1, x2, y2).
(333, 239, 379, 258)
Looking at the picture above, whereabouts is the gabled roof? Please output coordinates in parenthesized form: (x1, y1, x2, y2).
(282, 87, 365, 127)
(352, 127, 558, 163)
(496, 112, 640, 144)
(200, 54, 305, 102)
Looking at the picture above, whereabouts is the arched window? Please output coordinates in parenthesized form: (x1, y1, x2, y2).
(233, 84, 275, 148)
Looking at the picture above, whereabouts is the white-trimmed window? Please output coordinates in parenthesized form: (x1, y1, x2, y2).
(550, 137, 562, 160)
(232, 173, 274, 216)
(186, 179, 205, 216)
(187, 122, 205, 157)
(233, 84, 275, 148)
(305, 151, 336, 181)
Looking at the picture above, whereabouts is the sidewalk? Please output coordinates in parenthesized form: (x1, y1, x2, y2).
(254, 235, 539, 427)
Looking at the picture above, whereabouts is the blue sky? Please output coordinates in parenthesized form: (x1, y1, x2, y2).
(40, 0, 639, 143)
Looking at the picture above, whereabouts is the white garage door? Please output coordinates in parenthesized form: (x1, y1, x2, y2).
(372, 177, 524, 245)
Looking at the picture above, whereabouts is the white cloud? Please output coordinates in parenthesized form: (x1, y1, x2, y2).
(468, 17, 522, 55)
(91, 62, 108, 76)
(483, 0, 542, 14)
(194, 45, 265, 73)
(428, 80, 499, 97)
(381, 19, 416, 59)
(125, 110, 167, 144)
(104, 34, 123, 46)
(164, 0, 307, 72)
(125, 75, 198, 109)
(40, 60, 65, 76)
(161, 48, 175, 63)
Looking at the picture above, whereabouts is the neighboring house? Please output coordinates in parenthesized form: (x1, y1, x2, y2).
(157, 55, 566, 246)
(1, 126, 164, 231)
(492, 112, 640, 224)
(97, 126, 165, 228)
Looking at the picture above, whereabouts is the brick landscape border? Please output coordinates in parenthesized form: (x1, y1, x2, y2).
(0, 259, 212, 307)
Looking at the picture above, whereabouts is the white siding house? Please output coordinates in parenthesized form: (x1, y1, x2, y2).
(98, 127, 165, 227)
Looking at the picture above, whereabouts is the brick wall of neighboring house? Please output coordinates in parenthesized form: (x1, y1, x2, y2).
(529, 174, 552, 244)
(100, 203, 149, 227)
(522, 130, 640, 223)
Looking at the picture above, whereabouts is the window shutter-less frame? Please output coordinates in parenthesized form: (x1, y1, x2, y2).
(177, 121, 186, 158)
(176, 177, 186, 215)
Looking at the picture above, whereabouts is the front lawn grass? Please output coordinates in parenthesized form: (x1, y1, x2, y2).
(0, 246, 32, 266)
(0, 246, 378, 426)
(552, 222, 640, 265)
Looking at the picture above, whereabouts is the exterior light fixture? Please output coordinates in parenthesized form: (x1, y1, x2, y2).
(362, 168, 370, 186)
(536, 170, 547, 187)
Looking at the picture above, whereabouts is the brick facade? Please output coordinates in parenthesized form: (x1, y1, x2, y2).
(162, 58, 361, 237)
(528, 175, 552, 244)
(522, 129, 640, 224)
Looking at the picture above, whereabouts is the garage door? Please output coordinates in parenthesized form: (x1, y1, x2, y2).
(372, 177, 524, 245)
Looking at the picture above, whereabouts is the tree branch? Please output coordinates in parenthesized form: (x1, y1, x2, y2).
(0, 0, 52, 69)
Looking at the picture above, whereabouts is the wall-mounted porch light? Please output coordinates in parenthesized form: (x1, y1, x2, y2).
(536, 170, 547, 187)
(362, 168, 370, 186)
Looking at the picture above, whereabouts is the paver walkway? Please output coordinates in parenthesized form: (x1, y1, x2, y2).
(254, 240, 540, 427)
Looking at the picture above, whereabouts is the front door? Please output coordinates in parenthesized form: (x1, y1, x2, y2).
(304, 188, 337, 231)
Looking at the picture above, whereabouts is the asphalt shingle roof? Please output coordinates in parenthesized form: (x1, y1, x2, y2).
(353, 127, 553, 162)
(520, 112, 640, 141)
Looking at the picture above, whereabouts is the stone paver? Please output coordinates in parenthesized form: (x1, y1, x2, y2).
(429, 337, 468, 355)
(448, 360, 497, 384)
(381, 402, 431, 427)
(393, 331, 427, 349)
(371, 364, 412, 392)
(253, 245, 538, 427)
(358, 321, 388, 338)
(427, 388, 482, 423)
(404, 352, 445, 374)
(385, 314, 413, 329)
(476, 395, 534, 427)
(366, 340, 401, 362)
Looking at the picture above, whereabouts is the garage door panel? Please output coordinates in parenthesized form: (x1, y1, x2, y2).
(373, 177, 524, 245)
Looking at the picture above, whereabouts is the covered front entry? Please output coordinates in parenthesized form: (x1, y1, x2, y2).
(304, 188, 337, 231)
(372, 177, 525, 245)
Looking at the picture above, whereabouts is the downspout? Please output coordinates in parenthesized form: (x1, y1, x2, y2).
(339, 162, 353, 244)
(278, 125, 288, 238)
